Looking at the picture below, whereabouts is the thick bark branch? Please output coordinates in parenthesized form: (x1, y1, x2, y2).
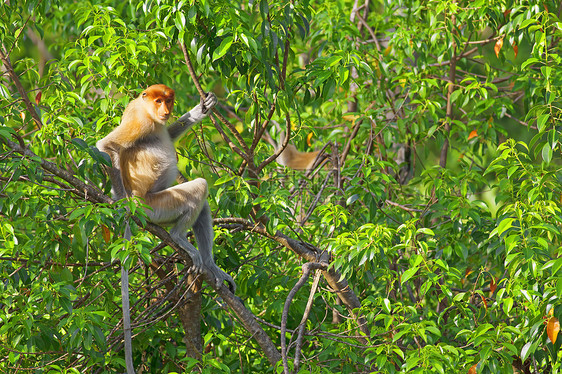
(215, 217, 371, 341)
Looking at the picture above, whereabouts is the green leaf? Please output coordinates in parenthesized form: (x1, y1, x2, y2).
(520, 18, 537, 29)
(382, 298, 391, 314)
(490, 217, 515, 238)
(259, 0, 269, 17)
(553, 258, 562, 275)
(416, 227, 434, 236)
(521, 57, 539, 69)
(542, 142, 552, 164)
(401, 266, 419, 285)
(214, 175, 235, 186)
(521, 342, 533, 362)
(536, 113, 549, 132)
(213, 36, 233, 61)
(326, 55, 342, 67)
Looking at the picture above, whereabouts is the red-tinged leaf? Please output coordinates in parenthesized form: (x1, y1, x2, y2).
(35, 91, 42, 104)
(102, 225, 111, 243)
(547, 316, 560, 344)
(465, 267, 472, 277)
(503, 9, 511, 17)
(490, 277, 497, 294)
(468, 363, 477, 374)
(495, 37, 504, 58)
(513, 43, 518, 58)
(468, 130, 478, 140)
(480, 294, 488, 310)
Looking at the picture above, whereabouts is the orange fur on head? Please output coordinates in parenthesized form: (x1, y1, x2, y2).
(115, 84, 176, 145)
(141, 84, 175, 125)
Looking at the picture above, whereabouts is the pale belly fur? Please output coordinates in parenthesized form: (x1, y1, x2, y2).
(122, 129, 178, 197)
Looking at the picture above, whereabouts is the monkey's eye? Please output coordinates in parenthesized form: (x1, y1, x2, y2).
(155, 99, 162, 104)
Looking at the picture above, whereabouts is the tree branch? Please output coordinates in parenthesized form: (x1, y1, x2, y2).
(215, 217, 371, 341)
(179, 42, 252, 160)
(293, 269, 322, 373)
(281, 262, 327, 374)
(0, 44, 43, 129)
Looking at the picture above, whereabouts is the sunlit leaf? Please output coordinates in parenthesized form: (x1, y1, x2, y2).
(521, 342, 533, 362)
(401, 266, 419, 285)
(547, 316, 560, 344)
(542, 142, 553, 164)
(213, 36, 233, 61)
(494, 37, 504, 58)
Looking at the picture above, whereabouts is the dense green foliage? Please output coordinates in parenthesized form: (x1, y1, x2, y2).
(1, 0, 562, 373)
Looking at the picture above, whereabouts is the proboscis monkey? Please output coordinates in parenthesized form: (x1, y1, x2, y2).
(97, 84, 235, 292)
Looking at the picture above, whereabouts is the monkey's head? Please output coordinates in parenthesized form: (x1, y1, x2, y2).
(142, 84, 175, 125)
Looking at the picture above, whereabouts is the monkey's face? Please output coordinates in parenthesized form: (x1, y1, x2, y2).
(143, 84, 175, 125)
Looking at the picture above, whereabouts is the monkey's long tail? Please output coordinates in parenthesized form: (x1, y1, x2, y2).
(121, 223, 136, 374)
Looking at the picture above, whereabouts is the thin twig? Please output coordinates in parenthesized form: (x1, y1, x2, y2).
(293, 269, 322, 373)
(0, 44, 43, 129)
(281, 262, 328, 374)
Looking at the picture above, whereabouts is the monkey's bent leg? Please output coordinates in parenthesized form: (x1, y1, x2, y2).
(144, 178, 209, 273)
(193, 202, 237, 293)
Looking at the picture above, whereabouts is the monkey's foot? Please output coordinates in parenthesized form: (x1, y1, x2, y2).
(205, 263, 236, 294)
(183, 249, 204, 274)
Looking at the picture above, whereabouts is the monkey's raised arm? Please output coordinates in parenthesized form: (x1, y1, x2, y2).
(167, 93, 217, 140)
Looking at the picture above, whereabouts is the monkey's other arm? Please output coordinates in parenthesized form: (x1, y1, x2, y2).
(167, 93, 217, 140)
(96, 138, 128, 200)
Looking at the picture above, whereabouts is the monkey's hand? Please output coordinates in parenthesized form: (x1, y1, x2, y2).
(168, 93, 218, 140)
(205, 263, 237, 294)
(191, 92, 217, 118)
